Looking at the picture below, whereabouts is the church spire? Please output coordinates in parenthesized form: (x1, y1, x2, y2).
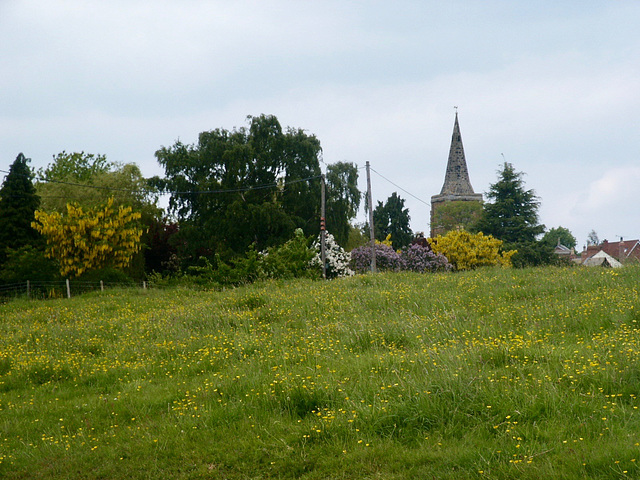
(429, 112, 483, 238)
(439, 112, 476, 196)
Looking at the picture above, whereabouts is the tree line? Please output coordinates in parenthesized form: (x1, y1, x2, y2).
(0, 114, 578, 290)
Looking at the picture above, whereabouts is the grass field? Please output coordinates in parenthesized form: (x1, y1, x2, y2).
(1, 266, 640, 479)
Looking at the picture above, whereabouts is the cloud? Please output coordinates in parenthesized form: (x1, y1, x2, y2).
(583, 167, 640, 210)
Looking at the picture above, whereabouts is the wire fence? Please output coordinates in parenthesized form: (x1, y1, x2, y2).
(0, 279, 160, 301)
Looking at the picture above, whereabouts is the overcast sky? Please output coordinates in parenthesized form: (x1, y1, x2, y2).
(2, 0, 639, 249)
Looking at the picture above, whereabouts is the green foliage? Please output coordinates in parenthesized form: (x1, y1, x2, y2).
(345, 223, 368, 251)
(325, 161, 361, 247)
(38, 151, 113, 183)
(185, 229, 316, 286)
(260, 229, 316, 279)
(76, 267, 134, 286)
(432, 200, 483, 235)
(372, 192, 413, 250)
(476, 162, 545, 243)
(0, 246, 60, 284)
(154, 115, 323, 263)
(541, 226, 577, 249)
(37, 152, 158, 214)
(508, 241, 554, 268)
(0, 154, 41, 266)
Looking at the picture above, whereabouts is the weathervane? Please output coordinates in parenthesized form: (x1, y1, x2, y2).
(454, 106, 458, 114)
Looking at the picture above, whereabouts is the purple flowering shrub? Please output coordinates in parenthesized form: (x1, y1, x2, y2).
(350, 243, 404, 274)
(351, 242, 452, 274)
(401, 243, 452, 273)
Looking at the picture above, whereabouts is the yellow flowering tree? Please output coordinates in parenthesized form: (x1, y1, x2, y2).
(32, 197, 143, 278)
(429, 229, 516, 270)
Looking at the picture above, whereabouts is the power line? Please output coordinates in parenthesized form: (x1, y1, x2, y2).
(369, 167, 430, 206)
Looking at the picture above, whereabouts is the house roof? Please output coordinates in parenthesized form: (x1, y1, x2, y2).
(583, 250, 623, 268)
(554, 244, 572, 255)
(581, 239, 640, 261)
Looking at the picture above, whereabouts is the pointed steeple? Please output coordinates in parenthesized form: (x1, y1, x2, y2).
(439, 112, 476, 196)
(429, 112, 483, 238)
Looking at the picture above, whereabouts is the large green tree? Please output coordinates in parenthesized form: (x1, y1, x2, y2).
(154, 114, 323, 263)
(36, 152, 159, 217)
(38, 151, 112, 183)
(0, 153, 41, 266)
(476, 162, 544, 243)
(325, 161, 361, 247)
(541, 226, 577, 250)
(373, 192, 413, 250)
(475, 162, 546, 267)
(36, 151, 161, 279)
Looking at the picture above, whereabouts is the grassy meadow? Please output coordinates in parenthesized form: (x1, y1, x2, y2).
(2, 266, 640, 479)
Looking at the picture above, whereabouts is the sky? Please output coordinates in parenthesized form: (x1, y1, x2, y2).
(1, 0, 639, 249)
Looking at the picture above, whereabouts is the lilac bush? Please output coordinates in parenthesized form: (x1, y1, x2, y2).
(401, 243, 452, 273)
(350, 243, 404, 274)
(351, 242, 451, 274)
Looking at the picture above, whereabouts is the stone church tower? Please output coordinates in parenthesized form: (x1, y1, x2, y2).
(430, 113, 483, 237)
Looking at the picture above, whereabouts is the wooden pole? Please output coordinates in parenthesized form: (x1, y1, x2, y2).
(320, 174, 327, 279)
(366, 161, 376, 273)
(100, 280, 104, 292)
(27, 280, 30, 299)
(66, 279, 71, 299)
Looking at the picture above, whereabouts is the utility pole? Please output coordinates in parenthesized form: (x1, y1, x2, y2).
(366, 161, 376, 273)
(320, 174, 327, 279)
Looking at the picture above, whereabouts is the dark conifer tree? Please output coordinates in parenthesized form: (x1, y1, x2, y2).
(0, 153, 41, 265)
(373, 192, 413, 250)
(476, 162, 548, 267)
(476, 162, 544, 243)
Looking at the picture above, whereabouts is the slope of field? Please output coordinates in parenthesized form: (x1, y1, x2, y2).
(1, 267, 640, 479)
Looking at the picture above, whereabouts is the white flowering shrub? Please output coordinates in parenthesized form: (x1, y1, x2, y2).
(310, 232, 354, 279)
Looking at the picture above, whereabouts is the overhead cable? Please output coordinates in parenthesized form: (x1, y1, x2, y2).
(369, 167, 430, 206)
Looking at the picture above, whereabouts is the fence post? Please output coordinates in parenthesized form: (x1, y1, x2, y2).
(100, 280, 104, 292)
(66, 279, 71, 299)
(143, 281, 147, 290)
(27, 280, 30, 299)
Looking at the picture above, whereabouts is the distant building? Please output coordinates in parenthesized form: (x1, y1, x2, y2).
(430, 113, 483, 237)
(580, 239, 640, 264)
(553, 240, 574, 259)
(582, 250, 623, 268)
(552, 241, 583, 264)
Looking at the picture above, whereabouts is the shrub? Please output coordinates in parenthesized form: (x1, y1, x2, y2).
(310, 232, 354, 279)
(187, 249, 263, 287)
(0, 245, 60, 284)
(77, 267, 134, 286)
(350, 243, 403, 274)
(401, 243, 452, 273)
(184, 229, 317, 286)
(261, 229, 316, 279)
(429, 229, 515, 270)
